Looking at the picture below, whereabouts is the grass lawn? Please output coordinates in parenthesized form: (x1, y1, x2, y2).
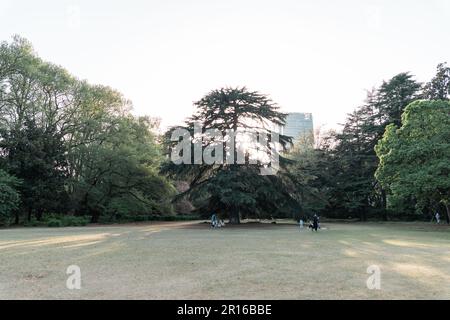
(1, 221, 449, 299)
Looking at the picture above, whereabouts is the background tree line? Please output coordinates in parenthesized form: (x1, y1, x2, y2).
(163, 64, 449, 224)
(291, 64, 450, 222)
(0, 36, 175, 226)
(1, 36, 449, 226)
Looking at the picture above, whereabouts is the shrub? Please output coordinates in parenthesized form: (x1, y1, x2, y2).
(61, 215, 90, 226)
(44, 215, 89, 227)
(97, 214, 201, 224)
(0, 170, 21, 226)
(47, 218, 63, 227)
(23, 218, 44, 227)
(147, 215, 200, 221)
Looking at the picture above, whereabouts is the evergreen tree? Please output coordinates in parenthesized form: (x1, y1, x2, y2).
(423, 62, 450, 101)
(164, 87, 295, 223)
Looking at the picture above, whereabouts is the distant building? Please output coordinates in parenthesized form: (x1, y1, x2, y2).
(280, 112, 314, 141)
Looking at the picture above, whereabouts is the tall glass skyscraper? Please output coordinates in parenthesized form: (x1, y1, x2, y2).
(280, 112, 314, 140)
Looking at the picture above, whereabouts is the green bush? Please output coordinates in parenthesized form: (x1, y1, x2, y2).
(47, 218, 63, 227)
(144, 215, 200, 221)
(97, 214, 201, 224)
(45, 215, 89, 227)
(23, 218, 44, 227)
(31, 213, 198, 227)
(61, 215, 89, 226)
(0, 170, 21, 226)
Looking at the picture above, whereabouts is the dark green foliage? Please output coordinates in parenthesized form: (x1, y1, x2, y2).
(45, 215, 90, 228)
(46, 219, 63, 228)
(1, 119, 69, 221)
(68, 116, 175, 222)
(2, 35, 449, 226)
(97, 214, 200, 224)
(193, 163, 299, 220)
(423, 63, 450, 100)
(377, 73, 422, 128)
(305, 65, 448, 221)
(286, 136, 331, 218)
(376, 100, 450, 222)
(0, 169, 21, 225)
(164, 87, 297, 223)
(296, 73, 423, 221)
(0, 36, 175, 225)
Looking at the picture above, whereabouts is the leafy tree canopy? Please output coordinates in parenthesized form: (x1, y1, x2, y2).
(375, 100, 450, 221)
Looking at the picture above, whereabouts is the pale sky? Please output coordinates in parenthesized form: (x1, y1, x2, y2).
(1, 0, 449, 130)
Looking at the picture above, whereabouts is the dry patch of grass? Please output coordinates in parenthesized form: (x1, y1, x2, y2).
(0, 221, 449, 299)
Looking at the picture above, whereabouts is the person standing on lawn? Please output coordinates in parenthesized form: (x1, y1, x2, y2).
(312, 214, 319, 232)
(435, 212, 441, 224)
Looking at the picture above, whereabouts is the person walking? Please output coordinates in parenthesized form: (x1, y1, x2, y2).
(211, 213, 218, 228)
(312, 214, 319, 232)
(435, 212, 441, 224)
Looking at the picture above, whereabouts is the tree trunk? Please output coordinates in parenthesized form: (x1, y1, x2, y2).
(360, 209, 367, 222)
(90, 209, 100, 223)
(229, 207, 241, 224)
(381, 189, 388, 221)
(14, 211, 19, 225)
(36, 209, 43, 221)
(27, 207, 32, 222)
(445, 204, 450, 225)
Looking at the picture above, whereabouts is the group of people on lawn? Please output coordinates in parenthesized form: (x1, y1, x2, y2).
(211, 210, 444, 229)
(299, 214, 320, 232)
(210, 213, 322, 231)
(210, 213, 225, 228)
